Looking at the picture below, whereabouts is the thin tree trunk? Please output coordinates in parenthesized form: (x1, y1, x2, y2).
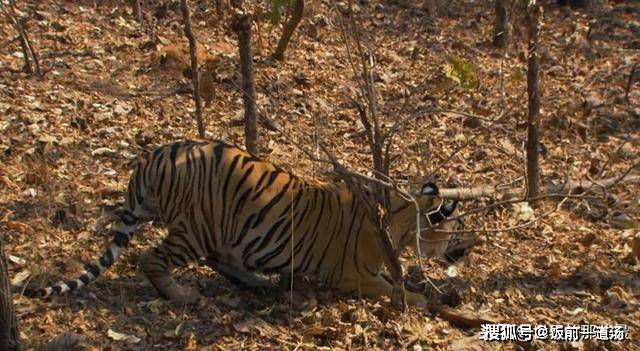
(273, 0, 304, 61)
(493, 0, 509, 48)
(180, 0, 205, 138)
(0, 233, 20, 351)
(353, 103, 406, 311)
(234, 15, 259, 154)
(132, 0, 142, 21)
(526, 1, 541, 202)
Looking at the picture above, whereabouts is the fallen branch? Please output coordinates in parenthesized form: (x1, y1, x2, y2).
(431, 170, 639, 236)
(432, 193, 579, 235)
(438, 173, 640, 201)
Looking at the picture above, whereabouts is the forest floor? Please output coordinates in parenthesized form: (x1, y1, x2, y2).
(1, 0, 639, 350)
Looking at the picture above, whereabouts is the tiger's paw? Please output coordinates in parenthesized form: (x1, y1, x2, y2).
(165, 285, 202, 304)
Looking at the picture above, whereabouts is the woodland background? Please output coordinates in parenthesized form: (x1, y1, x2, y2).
(0, 0, 639, 350)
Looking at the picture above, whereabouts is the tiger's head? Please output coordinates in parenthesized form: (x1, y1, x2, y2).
(388, 182, 473, 260)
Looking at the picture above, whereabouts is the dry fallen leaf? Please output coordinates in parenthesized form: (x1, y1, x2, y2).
(450, 335, 493, 351)
(107, 329, 140, 343)
(184, 332, 198, 351)
(233, 318, 272, 336)
(438, 307, 500, 329)
(91, 147, 117, 157)
(11, 269, 31, 286)
(163, 323, 183, 339)
(602, 285, 637, 310)
(45, 333, 93, 351)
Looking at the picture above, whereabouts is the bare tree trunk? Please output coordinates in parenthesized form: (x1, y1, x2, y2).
(525, 1, 541, 202)
(132, 0, 142, 21)
(234, 15, 259, 154)
(493, 0, 509, 48)
(273, 0, 304, 61)
(0, 234, 20, 351)
(180, 0, 206, 138)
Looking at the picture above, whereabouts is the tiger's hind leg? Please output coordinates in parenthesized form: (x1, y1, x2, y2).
(204, 254, 276, 290)
(139, 229, 203, 302)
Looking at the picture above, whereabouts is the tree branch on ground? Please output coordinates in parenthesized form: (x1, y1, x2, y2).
(438, 170, 640, 201)
(180, 0, 206, 138)
(434, 165, 639, 236)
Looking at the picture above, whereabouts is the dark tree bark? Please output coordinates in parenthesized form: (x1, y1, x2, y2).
(273, 0, 304, 61)
(625, 63, 637, 103)
(493, 0, 509, 48)
(422, 0, 437, 16)
(0, 234, 20, 351)
(234, 15, 259, 154)
(180, 0, 206, 138)
(132, 0, 142, 21)
(525, 1, 541, 202)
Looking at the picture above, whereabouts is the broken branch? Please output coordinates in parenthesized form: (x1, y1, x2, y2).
(438, 173, 640, 201)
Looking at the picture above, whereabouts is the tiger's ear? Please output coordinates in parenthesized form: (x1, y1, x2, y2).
(420, 182, 439, 196)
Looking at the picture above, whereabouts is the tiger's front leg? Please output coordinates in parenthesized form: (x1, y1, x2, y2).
(338, 274, 428, 309)
(139, 230, 203, 303)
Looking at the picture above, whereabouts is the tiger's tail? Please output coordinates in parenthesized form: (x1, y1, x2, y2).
(26, 165, 150, 298)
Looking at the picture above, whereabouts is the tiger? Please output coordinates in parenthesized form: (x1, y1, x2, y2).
(26, 140, 466, 308)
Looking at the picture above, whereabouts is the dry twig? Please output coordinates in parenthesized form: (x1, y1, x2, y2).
(0, 1, 40, 76)
(625, 62, 637, 102)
